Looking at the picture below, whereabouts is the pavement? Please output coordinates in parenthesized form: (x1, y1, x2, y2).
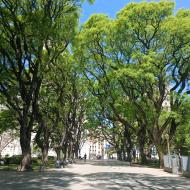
(0, 160, 190, 190)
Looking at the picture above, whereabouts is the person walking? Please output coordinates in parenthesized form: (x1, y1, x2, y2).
(84, 153, 87, 163)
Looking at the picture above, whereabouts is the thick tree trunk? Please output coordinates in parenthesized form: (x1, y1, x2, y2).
(62, 144, 68, 160)
(126, 147, 132, 162)
(117, 149, 122, 160)
(152, 124, 166, 168)
(20, 125, 32, 171)
(157, 147, 164, 168)
(67, 144, 71, 159)
(41, 123, 50, 165)
(138, 132, 147, 163)
(67, 142, 74, 159)
(35, 119, 50, 165)
(137, 123, 147, 164)
(55, 148, 61, 160)
(139, 143, 147, 164)
(156, 142, 167, 169)
(74, 143, 79, 159)
(42, 147, 49, 165)
(70, 143, 74, 159)
(124, 125, 132, 162)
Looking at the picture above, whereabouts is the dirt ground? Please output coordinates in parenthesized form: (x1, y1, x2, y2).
(0, 160, 190, 190)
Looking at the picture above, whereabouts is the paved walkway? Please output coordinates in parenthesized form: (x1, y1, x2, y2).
(0, 160, 190, 190)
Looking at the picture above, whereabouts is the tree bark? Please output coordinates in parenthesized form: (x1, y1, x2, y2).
(117, 149, 122, 160)
(124, 125, 132, 162)
(74, 143, 79, 159)
(42, 147, 49, 164)
(20, 124, 32, 171)
(55, 147, 61, 160)
(126, 147, 132, 162)
(139, 142, 147, 164)
(157, 146, 164, 168)
(35, 119, 50, 165)
(138, 125, 147, 164)
(62, 143, 68, 160)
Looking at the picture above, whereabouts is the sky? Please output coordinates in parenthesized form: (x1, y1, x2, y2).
(80, 0, 190, 23)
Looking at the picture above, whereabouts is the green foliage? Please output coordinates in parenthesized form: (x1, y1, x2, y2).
(0, 109, 17, 134)
(1, 0, 190, 167)
(0, 0, 90, 169)
(4, 155, 22, 165)
(75, 1, 190, 164)
(173, 96, 190, 155)
(174, 123, 190, 155)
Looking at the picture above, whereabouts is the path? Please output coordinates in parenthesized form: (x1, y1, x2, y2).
(0, 160, 190, 190)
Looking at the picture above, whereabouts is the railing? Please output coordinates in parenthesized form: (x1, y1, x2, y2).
(164, 155, 190, 177)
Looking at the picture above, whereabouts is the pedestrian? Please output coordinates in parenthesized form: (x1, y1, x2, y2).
(84, 153, 87, 162)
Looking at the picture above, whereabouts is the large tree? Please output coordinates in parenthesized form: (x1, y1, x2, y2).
(75, 1, 190, 167)
(0, 0, 89, 170)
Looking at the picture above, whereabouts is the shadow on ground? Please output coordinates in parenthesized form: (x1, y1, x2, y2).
(0, 165, 190, 190)
(0, 171, 80, 190)
(83, 172, 190, 190)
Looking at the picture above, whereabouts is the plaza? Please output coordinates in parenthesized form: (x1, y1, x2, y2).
(0, 160, 190, 190)
(1, 1, 190, 189)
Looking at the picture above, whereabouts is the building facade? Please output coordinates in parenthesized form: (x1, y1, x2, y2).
(80, 137, 109, 159)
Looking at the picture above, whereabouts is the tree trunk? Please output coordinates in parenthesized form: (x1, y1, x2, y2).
(137, 123, 147, 164)
(157, 147, 164, 168)
(122, 149, 126, 161)
(42, 147, 49, 165)
(55, 148, 61, 160)
(156, 142, 167, 169)
(126, 147, 132, 162)
(138, 133, 147, 164)
(117, 149, 122, 160)
(35, 119, 50, 165)
(124, 125, 132, 162)
(20, 125, 32, 171)
(74, 143, 79, 158)
(152, 125, 166, 168)
(62, 143, 68, 160)
(70, 143, 74, 159)
(67, 144, 71, 159)
(139, 143, 147, 164)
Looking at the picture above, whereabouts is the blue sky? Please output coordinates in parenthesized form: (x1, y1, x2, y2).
(80, 0, 190, 23)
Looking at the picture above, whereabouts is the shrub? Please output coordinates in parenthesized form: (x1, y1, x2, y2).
(4, 155, 22, 165)
(48, 156, 55, 160)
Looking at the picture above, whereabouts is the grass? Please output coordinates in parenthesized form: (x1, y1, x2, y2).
(0, 164, 18, 171)
(140, 160, 160, 168)
(0, 159, 56, 171)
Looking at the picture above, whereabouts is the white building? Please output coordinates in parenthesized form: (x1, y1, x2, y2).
(1, 132, 56, 158)
(80, 137, 109, 160)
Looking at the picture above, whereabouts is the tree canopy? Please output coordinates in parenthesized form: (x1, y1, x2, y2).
(0, 1, 190, 170)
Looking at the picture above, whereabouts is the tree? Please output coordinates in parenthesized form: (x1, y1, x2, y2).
(0, 0, 84, 171)
(75, 14, 137, 161)
(173, 95, 190, 155)
(75, 1, 190, 167)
